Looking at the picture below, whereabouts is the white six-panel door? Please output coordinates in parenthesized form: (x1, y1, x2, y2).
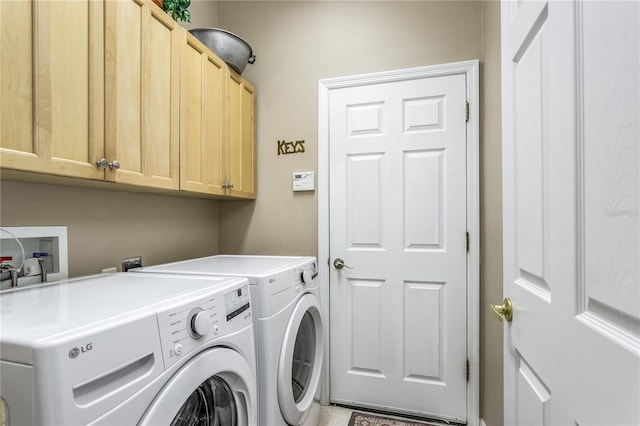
(501, 1, 639, 424)
(328, 72, 468, 422)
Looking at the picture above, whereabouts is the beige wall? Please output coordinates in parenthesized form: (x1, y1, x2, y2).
(214, 1, 503, 425)
(182, 0, 219, 30)
(217, 0, 482, 255)
(0, 181, 220, 277)
(480, 2, 504, 426)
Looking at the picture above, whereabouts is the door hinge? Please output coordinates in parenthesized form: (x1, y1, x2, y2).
(466, 359, 470, 382)
(465, 101, 470, 122)
(466, 232, 470, 253)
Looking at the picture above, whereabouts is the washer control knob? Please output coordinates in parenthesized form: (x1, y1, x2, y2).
(301, 269, 312, 284)
(174, 343, 183, 355)
(191, 311, 213, 338)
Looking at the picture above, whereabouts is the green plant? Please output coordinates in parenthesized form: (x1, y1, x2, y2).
(163, 0, 191, 23)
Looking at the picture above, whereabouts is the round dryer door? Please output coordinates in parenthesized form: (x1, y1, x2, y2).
(277, 293, 324, 425)
(141, 348, 256, 426)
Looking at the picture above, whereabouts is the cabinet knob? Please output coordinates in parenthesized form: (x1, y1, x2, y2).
(96, 159, 120, 170)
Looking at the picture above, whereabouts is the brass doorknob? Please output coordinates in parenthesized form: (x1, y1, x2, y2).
(490, 297, 513, 322)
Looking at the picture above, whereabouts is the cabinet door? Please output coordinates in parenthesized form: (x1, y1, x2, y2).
(105, 0, 180, 189)
(180, 34, 226, 195)
(0, 0, 105, 179)
(227, 72, 256, 199)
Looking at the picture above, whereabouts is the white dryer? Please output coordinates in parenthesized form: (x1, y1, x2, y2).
(0, 272, 257, 425)
(134, 255, 323, 426)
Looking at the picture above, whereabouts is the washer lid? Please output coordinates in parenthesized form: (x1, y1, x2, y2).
(136, 255, 315, 277)
(0, 273, 247, 347)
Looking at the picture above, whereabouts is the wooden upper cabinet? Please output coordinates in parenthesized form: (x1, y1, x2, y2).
(104, 0, 181, 190)
(181, 35, 256, 199)
(227, 72, 256, 199)
(180, 33, 227, 196)
(1, 0, 256, 198)
(0, 0, 105, 179)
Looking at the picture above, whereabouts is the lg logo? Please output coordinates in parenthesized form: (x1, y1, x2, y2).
(68, 343, 93, 359)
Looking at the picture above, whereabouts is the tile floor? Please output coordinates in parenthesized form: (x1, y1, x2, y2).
(318, 405, 354, 425)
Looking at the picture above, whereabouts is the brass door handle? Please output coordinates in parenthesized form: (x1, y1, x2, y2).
(490, 297, 513, 322)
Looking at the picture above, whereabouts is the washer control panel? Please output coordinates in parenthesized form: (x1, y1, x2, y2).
(155, 281, 251, 369)
(224, 285, 251, 321)
(186, 307, 213, 338)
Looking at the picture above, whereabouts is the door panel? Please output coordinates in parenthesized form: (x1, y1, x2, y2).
(184, 38, 205, 186)
(0, 0, 33, 154)
(227, 73, 256, 198)
(502, 2, 556, 421)
(403, 281, 443, 381)
(581, 3, 639, 325)
(348, 279, 384, 375)
(515, 355, 550, 426)
(180, 33, 226, 195)
(404, 151, 443, 249)
(104, 0, 180, 189)
(514, 32, 547, 291)
(108, 0, 142, 173)
(347, 154, 383, 248)
(329, 73, 468, 422)
(0, 0, 104, 179)
(501, 1, 639, 425)
(146, 13, 173, 178)
(47, 1, 90, 163)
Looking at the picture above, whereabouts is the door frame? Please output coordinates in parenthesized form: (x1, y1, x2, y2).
(317, 60, 480, 425)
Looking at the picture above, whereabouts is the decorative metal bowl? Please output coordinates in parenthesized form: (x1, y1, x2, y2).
(189, 28, 256, 74)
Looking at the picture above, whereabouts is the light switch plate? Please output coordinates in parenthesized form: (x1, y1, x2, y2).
(292, 171, 315, 191)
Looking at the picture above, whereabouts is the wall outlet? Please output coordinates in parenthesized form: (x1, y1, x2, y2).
(122, 256, 143, 272)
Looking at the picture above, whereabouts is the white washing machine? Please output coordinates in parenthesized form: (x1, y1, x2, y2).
(134, 255, 323, 426)
(0, 272, 257, 425)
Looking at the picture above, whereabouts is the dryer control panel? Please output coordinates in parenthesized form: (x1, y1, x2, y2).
(297, 260, 318, 289)
(155, 281, 252, 369)
(252, 259, 318, 318)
